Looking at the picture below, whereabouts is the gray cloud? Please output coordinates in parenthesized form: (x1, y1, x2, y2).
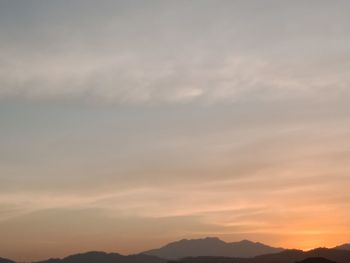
(1, 0, 350, 104)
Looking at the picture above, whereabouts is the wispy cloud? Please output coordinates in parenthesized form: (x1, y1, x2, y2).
(1, 1, 349, 104)
(1, 50, 350, 104)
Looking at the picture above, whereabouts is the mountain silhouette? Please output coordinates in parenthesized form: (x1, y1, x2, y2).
(172, 248, 350, 263)
(142, 237, 284, 259)
(246, 248, 350, 263)
(2, 240, 350, 263)
(0, 258, 15, 263)
(35, 251, 166, 263)
(295, 257, 337, 263)
(333, 244, 350, 251)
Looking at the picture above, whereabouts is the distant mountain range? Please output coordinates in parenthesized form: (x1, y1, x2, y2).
(35, 252, 165, 263)
(0, 258, 15, 263)
(295, 258, 337, 263)
(142, 237, 284, 259)
(174, 248, 350, 263)
(333, 244, 350, 251)
(2, 237, 350, 263)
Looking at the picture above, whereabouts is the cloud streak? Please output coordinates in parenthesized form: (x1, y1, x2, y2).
(1, 47, 350, 104)
(1, 1, 350, 105)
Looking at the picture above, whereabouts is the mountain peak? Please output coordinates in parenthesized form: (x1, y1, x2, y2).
(238, 239, 255, 244)
(203, 237, 222, 241)
(142, 237, 284, 259)
(164, 237, 225, 247)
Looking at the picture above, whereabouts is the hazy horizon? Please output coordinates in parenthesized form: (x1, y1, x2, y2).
(1, 0, 350, 261)
(0, 235, 348, 262)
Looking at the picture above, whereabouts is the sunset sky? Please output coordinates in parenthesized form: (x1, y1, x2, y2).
(1, 0, 350, 261)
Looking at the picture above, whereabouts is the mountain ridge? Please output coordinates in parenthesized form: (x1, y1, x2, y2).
(142, 237, 284, 259)
(333, 244, 350, 251)
(2, 238, 350, 263)
(0, 258, 15, 263)
(295, 258, 337, 263)
(175, 248, 350, 263)
(34, 251, 165, 263)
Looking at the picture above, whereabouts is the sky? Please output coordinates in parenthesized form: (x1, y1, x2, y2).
(1, 0, 350, 261)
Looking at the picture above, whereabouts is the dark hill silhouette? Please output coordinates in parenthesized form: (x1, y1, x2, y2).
(169, 256, 249, 263)
(142, 237, 284, 259)
(173, 248, 350, 263)
(333, 244, 350, 251)
(35, 251, 166, 263)
(235, 248, 350, 263)
(0, 258, 15, 263)
(295, 257, 337, 263)
(2, 240, 350, 263)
